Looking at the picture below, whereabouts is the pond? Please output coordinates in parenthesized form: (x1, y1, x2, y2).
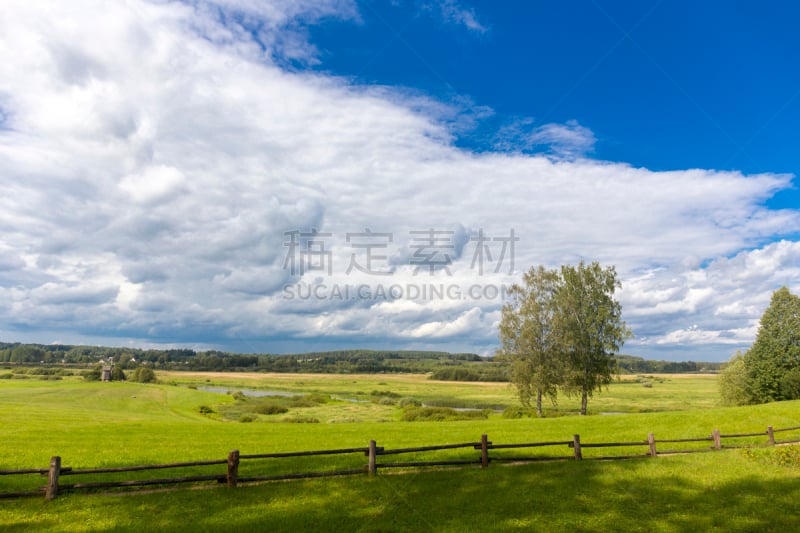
(196, 386, 298, 397)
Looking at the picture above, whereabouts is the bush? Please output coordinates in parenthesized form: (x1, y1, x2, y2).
(129, 367, 156, 383)
(305, 393, 330, 404)
(0, 373, 12, 379)
(231, 391, 247, 401)
(251, 403, 289, 415)
(401, 406, 489, 422)
(198, 405, 215, 414)
(110, 366, 126, 381)
(370, 390, 401, 398)
(239, 414, 257, 423)
(288, 397, 316, 408)
(502, 406, 533, 419)
(399, 397, 421, 407)
(82, 368, 102, 381)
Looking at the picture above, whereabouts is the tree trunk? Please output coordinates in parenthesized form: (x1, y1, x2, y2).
(580, 388, 588, 415)
(536, 389, 543, 417)
(580, 367, 590, 415)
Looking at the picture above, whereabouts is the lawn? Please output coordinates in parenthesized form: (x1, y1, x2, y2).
(1, 372, 799, 532)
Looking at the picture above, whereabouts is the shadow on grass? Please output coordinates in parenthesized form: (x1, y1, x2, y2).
(2, 452, 799, 532)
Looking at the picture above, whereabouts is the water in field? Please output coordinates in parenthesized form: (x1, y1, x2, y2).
(197, 386, 298, 397)
(196, 386, 368, 403)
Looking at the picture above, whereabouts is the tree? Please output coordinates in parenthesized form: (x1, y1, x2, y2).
(129, 366, 156, 383)
(718, 351, 748, 406)
(498, 266, 564, 416)
(556, 261, 631, 415)
(743, 287, 800, 403)
(110, 366, 126, 382)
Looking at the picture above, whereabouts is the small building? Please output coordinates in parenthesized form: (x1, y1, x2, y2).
(101, 365, 113, 382)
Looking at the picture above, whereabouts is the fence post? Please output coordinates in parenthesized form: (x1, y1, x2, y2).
(45, 456, 61, 500)
(368, 440, 377, 476)
(767, 426, 775, 446)
(647, 433, 657, 457)
(712, 429, 721, 450)
(573, 435, 582, 460)
(480, 434, 489, 468)
(227, 450, 240, 488)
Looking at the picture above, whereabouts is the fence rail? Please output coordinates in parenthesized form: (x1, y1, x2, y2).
(1, 423, 798, 500)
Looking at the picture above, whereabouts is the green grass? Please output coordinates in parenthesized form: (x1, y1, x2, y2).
(1, 372, 800, 532)
(2, 452, 799, 532)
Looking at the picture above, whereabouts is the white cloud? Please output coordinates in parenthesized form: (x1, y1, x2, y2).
(423, 0, 488, 34)
(528, 120, 597, 158)
(406, 307, 485, 338)
(119, 165, 186, 205)
(0, 0, 797, 359)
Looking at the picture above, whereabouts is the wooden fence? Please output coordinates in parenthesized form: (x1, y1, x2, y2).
(2, 424, 798, 500)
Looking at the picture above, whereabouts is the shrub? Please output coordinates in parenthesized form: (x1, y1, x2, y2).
(198, 405, 215, 414)
(0, 373, 12, 379)
(306, 393, 330, 404)
(129, 367, 156, 383)
(231, 391, 247, 401)
(370, 390, 401, 398)
(502, 406, 533, 419)
(239, 414, 257, 423)
(82, 368, 102, 381)
(251, 403, 289, 415)
(401, 406, 489, 422)
(399, 397, 421, 407)
(288, 397, 316, 408)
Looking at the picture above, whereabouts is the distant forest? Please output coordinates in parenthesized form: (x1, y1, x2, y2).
(0, 342, 722, 380)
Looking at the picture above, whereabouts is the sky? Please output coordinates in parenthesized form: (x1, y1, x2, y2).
(0, 0, 799, 361)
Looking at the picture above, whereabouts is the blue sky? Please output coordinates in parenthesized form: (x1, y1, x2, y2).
(0, 0, 799, 361)
(309, 1, 800, 185)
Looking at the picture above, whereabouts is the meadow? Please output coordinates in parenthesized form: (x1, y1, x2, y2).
(1, 370, 799, 531)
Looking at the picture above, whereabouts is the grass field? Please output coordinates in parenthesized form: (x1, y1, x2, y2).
(1, 371, 799, 531)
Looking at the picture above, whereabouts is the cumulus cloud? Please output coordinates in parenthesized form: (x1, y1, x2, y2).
(0, 0, 797, 359)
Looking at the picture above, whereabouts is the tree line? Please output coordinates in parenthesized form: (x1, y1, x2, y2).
(0, 344, 482, 374)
